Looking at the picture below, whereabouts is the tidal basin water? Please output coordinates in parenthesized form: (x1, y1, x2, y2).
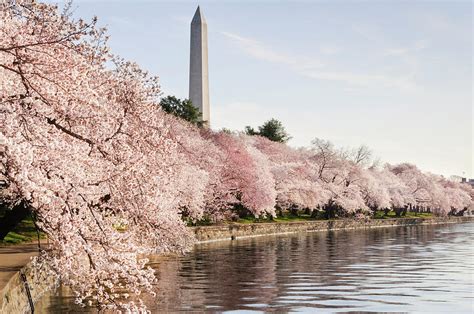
(37, 222, 474, 313)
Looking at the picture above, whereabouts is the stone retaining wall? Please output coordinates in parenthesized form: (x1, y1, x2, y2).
(193, 216, 474, 243)
(0, 259, 56, 314)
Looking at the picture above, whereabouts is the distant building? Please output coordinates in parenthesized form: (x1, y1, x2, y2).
(449, 175, 465, 183)
(467, 179, 474, 187)
(448, 175, 474, 189)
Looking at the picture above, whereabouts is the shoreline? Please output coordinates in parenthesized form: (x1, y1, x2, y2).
(193, 216, 474, 243)
(2, 216, 473, 313)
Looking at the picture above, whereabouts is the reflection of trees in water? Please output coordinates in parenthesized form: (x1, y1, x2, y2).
(37, 223, 463, 312)
(145, 254, 204, 312)
(35, 285, 94, 313)
(149, 225, 442, 311)
(182, 239, 279, 310)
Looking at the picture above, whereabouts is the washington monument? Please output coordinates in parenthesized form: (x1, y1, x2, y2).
(189, 6, 210, 126)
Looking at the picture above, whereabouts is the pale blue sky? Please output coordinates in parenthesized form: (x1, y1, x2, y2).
(49, 0, 472, 177)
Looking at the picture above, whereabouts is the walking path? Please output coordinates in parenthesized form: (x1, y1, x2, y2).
(0, 241, 44, 292)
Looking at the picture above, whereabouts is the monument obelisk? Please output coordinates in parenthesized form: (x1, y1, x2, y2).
(189, 6, 210, 127)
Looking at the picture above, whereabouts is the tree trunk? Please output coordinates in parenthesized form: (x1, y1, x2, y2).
(0, 200, 31, 240)
(276, 206, 283, 217)
(402, 206, 408, 216)
(236, 205, 251, 218)
(324, 205, 336, 219)
(290, 206, 299, 216)
(394, 207, 403, 217)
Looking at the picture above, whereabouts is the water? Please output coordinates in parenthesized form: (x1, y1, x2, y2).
(37, 222, 474, 313)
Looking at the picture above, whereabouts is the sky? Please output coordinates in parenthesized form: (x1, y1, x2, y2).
(48, 0, 472, 178)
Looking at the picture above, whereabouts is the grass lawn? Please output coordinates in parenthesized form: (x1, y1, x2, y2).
(237, 210, 433, 224)
(373, 210, 433, 219)
(0, 217, 46, 245)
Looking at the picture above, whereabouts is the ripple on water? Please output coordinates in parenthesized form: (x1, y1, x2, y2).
(35, 222, 474, 313)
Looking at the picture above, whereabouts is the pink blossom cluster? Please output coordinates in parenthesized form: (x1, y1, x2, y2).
(1, 2, 472, 311)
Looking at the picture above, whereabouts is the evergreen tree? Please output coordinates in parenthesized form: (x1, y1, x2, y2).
(245, 118, 291, 143)
(160, 95, 202, 126)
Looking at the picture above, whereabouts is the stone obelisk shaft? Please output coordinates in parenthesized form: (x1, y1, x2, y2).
(189, 6, 210, 127)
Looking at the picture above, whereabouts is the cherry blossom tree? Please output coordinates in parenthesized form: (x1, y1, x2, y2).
(386, 163, 473, 215)
(206, 132, 276, 218)
(250, 136, 330, 214)
(308, 139, 369, 217)
(356, 168, 391, 213)
(378, 166, 414, 211)
(1, 2, 204, 310)
(429, 174, 472, 215)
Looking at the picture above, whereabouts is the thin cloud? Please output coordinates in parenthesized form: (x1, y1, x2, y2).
(384, 39, 429, 56)
(305, 71, 416, 90)
(221, 31, 325, 70)
(222, 31, 417, 91)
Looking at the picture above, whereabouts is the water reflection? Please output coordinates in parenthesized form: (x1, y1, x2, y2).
(36, 222, 474, 313)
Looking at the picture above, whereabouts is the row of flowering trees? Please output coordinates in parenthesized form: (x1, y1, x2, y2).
(189, 131, 472, 220)
(1, 2, 472, 311)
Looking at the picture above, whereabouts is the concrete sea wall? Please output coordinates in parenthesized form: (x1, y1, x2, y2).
(193, 216, 474, 243)
(1, 216, 472, 313)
